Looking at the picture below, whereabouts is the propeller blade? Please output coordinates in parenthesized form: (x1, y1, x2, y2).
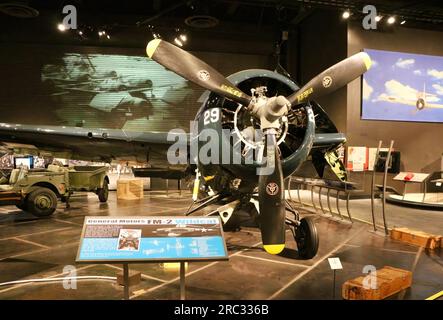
(146, 39, 252, 106)
(287, 52, 372, 106)
(258, 131, 286, 255)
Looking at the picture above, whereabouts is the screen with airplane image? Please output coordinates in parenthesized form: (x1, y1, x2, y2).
(362, 49, 443, 123)
(0, 44, 267, 132)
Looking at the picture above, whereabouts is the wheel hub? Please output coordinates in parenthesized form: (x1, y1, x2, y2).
(35, 195, 52, 209)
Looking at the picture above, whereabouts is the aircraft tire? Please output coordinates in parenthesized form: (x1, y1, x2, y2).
(295, 217, 319, 259)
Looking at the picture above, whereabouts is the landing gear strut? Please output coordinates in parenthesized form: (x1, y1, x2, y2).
(285, 201, 319, 259)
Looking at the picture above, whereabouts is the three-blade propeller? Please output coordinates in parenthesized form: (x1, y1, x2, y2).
(146, 39, 371, 255)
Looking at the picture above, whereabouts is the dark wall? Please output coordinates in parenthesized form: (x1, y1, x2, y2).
(0, 11, 278, 56)
(347, 22, 443, 173)
(297, 11, 348, 132)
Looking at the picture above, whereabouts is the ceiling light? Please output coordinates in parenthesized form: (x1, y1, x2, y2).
(174, 37, 183, 47)
(375, 15, 382, 22)
(78, 30, 83, 35)
(400, 20, 406, 25)
(106, 34, 110, 39)
(387, 16, 396, 24)
(342, 10, 350, 19)
(180, 34, 187, 42)
(57, 23, 66, 32)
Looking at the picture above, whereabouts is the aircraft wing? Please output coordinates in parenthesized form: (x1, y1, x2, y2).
(312, 133, 346, 150)
(0, 123, 188, 165)
(0, 123, 345, 181)
(379, 96, 443, 109)
(379, 96, 417, 106)
(424, 103, 443, 109)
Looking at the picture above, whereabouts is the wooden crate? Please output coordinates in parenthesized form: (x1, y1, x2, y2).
(117, 179, 144, 200)
(342, 266, 412, 300)
(390, 227, 442, 249)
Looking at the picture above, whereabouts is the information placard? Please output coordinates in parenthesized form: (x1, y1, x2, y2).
(393, 172, 429, 183)
(328, 257, 343, 270)
(76, 216, 229, 263)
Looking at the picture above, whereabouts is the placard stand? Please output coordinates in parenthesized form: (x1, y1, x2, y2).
(76, 216, 229, 301)
(180, 261, 186, 300)
(327, 257, 342, 300)
(123, 263, 129, 300)
(121, 262, 187, 300)
(332, 269, 336, 300)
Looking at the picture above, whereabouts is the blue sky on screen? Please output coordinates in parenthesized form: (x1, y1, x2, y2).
(362, 49, 443, 123)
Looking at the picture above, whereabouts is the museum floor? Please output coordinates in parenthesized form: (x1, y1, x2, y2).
(0, 191, 441, 300)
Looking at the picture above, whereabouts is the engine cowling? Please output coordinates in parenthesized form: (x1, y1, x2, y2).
(193, 69, 315, 192)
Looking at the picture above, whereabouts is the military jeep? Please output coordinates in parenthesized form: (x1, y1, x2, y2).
(0, 165, 109, 217)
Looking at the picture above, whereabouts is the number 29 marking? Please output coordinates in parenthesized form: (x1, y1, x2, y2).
(203, 108, 220, 125)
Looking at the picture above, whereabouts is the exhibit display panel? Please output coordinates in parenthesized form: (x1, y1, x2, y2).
(76, 216, 228, 263)
(362, 48, 443, 123)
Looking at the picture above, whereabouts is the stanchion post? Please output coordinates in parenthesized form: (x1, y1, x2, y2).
(370, 140, 382, 232)
(382, 140, 394, 235)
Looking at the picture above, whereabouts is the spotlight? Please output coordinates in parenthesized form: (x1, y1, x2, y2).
(98, 31, 103, 36)
(342, 10, 350, 19)
(400, 20, 406, 25)
(387, 16, 396, 24)
(375, 15, 382, 22)
(148, 25, 161, 40)
(57, 23, 66, 32)
(179, 34, 187, 42)
(106, 34, 110, 39)
(174, 37, 183, 47)
(78, 30, 83, 35)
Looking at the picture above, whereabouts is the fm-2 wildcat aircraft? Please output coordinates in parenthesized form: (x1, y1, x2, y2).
(379, 83, 443, 110)
(0, 40, 371, 258)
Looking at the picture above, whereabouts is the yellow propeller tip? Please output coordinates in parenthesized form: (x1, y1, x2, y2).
(263, 244, 285, 255)
(361, 52, 372, 71)
(146, 39, 162, 58)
